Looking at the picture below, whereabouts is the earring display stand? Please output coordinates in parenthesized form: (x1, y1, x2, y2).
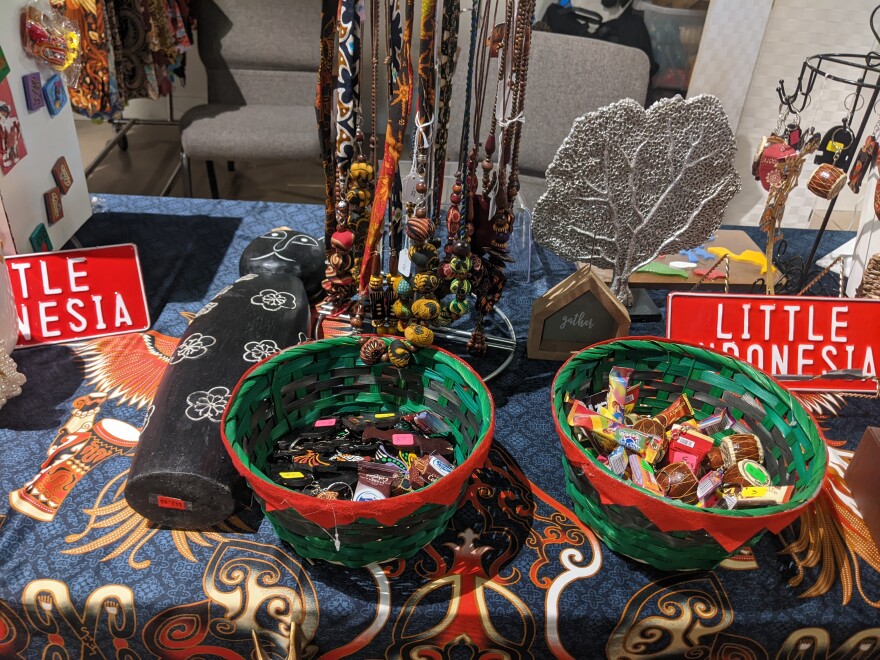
(775, 5, 880, 293)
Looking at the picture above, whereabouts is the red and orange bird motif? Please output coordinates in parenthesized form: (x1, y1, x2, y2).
(72, 331, 179, 410)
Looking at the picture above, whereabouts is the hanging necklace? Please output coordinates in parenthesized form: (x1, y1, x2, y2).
(429, 0, 462, 226)
(436, 0, 482, 325)
(358, 0, 415, 303)
(317, 0, 338, 268)
(481, 0, 513, 200)
(469, 0, 536, 354)
(404, 0, 439, 260)
(350, 0, 380, 300)
(321, 0, 362, 304)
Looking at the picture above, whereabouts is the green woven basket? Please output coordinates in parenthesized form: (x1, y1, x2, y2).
(552, 337, 827, 571)
(221, 335, 494, 567)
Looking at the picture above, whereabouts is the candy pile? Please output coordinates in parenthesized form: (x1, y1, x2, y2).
(265, 410, 457, 501)
(567, 366, 792, 510)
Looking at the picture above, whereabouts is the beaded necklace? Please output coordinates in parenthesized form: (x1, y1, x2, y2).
(469, 0, 535, 354)
(437, 0, 481, 325)
(359, 0, 415, 297)
(429, 0, 462, 226)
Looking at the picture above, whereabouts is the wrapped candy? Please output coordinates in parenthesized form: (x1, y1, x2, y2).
(607, 366, 634, 422)
(654, 394, 694, 429)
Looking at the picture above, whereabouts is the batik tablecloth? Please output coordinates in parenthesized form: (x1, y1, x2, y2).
(1, 194, 877, 659)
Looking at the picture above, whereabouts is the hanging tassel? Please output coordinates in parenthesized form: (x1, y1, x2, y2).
(779, 445, 880, 608)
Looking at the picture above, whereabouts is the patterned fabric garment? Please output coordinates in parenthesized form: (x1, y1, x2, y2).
(335, 0, 360, 171)
(165, 0, 192, 55)
(112, 0, 160, 100)
(57, 0, 122, 118)
(145, 0, 171, 56)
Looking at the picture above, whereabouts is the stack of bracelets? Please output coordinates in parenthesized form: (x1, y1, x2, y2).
(317, 0, 536, 365)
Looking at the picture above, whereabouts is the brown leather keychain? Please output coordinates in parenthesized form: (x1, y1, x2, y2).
(849, 117, 880, 193)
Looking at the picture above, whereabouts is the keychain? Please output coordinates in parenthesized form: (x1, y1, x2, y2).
(815, 93, 862, 168)
(752, 105, 796, 179)
(808, 126, 851, 200)
(848, 115, 880, 193)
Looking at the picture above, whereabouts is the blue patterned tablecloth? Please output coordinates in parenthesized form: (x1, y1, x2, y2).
(0, 194, 877, 659)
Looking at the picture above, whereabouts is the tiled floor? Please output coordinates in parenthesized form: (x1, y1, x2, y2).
(76, 120, 326, 204)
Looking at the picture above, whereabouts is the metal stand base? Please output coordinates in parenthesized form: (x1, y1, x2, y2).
(315, 302, 517, 382)
(628, 288, 662, 323)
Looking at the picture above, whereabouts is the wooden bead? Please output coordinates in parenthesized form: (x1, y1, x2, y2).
(404, 324, 434, 347)
(412, 298, 441, 320)
(450, 279, 471, 295)
(387, 339, 413, 367)
(656, 462, 698, 504)
(359, 337, 387, 365)
(413, 272, 440, 293)
(405, 216, 432, 243)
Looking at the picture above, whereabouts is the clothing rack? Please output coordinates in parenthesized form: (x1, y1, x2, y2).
(84, 92, 182, 197)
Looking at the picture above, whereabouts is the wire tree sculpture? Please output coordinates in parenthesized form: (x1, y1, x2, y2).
(533, 95, 741, 306)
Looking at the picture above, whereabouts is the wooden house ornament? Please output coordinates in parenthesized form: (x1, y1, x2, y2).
(527, 266, 631, 361)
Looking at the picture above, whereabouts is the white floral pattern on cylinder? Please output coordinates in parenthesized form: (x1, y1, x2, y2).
(195, 301, 217, 318)
(184, 387, 230, 423)
(169, 333, 216, 364)
(250, 289, 296, 312)
(242, 340, 281, 363)
(0, 255, 18, 354)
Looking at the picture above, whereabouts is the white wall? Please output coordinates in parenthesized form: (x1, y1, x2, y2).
(688, 0, 772, 134)
(0, 3, 91, 255)
(725, 0, 880, 228)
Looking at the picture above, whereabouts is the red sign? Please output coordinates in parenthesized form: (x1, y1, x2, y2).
(667, 292, 880, 392)
(5, 244, 150, 347)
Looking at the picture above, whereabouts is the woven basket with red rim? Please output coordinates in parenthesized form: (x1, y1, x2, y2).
(221, 335, 494, 567)
(552, 337, 827, 571)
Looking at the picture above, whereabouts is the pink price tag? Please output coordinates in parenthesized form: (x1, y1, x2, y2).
(672, 450, 698, 472)
(314, 418, 337, 428)
(392, 433, 415, 447)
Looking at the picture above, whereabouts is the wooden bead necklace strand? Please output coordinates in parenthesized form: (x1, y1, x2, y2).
(429, 0, 462, 227)
(356, 0, 414, 342)
(469, 0, 535, 354)
(317, 0, 338, 265)
(508, 1, 533, 199)
(320, 0, 362, 303)
(439, 0, 482, 324)
(480, 0, 514, 199)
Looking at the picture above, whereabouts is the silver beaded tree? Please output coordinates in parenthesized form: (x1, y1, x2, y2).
(533, 95, 741, 306)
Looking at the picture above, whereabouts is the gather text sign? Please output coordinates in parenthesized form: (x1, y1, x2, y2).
(5, 244, 150, 347)
(666, 292, 880, 392)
